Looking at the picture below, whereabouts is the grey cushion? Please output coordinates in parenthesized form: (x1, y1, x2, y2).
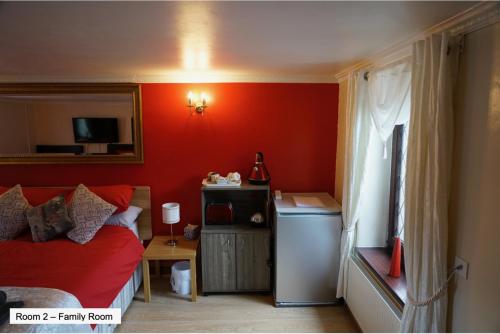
(27, 195, 74, 242)
(67, 184, 117, 244)
(105, 205, 143, 228)
(0, 185, 30, 241)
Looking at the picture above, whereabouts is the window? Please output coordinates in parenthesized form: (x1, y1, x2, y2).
(353, 64, 411, 310)
(355, 123, 410, 309)
(387, 123, 409, 247)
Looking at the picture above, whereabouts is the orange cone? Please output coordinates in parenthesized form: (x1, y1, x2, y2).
(389, 237, 401, 278)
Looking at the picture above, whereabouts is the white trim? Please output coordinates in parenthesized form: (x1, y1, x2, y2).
(449, 2, 500, 35)
(335, 2, 500, 80)
(0, 73, 339, 84)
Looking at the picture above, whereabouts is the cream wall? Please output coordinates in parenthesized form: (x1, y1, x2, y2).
(447, 21, 500, 332)
(0, 100, 30, 154)
(334, 79, 348, 203)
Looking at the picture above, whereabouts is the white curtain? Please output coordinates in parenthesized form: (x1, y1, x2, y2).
(401, 32, 459, 332)
(336, 72, 372, 298)
(367, 60, 411, 158)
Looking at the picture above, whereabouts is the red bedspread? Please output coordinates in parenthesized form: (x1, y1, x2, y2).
(0, 226, 144, 309)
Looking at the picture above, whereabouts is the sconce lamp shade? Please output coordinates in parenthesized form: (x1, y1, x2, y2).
(162, 203, 180, 224)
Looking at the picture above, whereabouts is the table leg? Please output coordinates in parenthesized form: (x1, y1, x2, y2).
(190, 256, 197, 302)
(155, 260, 161, 277)
(143, 259, 151, 303)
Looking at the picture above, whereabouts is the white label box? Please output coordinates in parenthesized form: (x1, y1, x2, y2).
(10, 308, 121, 324)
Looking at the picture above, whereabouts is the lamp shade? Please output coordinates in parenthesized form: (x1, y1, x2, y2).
(162, 202, 180, 224)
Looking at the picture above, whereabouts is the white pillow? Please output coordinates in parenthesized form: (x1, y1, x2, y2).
(105, 205, 143, 228)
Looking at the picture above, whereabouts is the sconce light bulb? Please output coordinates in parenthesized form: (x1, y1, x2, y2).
(201, 92, 208, 104)
(186, 91, 208, 114)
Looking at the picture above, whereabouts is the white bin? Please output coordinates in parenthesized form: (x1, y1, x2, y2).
(170, 261, 191, 295)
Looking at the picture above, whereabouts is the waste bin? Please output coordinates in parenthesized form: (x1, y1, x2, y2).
(170, 261, 191, 295)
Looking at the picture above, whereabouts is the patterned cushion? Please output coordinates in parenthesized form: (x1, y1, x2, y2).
(27, 195, 74, 242)
(67, 184, 117, 244)
(0, 184, 31, 241)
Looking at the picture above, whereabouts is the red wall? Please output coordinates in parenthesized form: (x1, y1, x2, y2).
(0, 83, 338, 235)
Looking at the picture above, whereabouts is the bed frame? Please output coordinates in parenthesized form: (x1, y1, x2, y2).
(94, 185, 151, 333)
(130, 186, 152, 241)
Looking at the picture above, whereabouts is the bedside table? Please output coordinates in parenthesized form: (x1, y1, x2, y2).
(142, 235, 199, 302)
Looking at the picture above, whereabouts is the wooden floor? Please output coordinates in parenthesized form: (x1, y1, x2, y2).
(117, 277, 360, 333)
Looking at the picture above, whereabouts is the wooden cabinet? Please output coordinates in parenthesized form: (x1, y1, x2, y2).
(236, 232, 270, 291)
(201, 227, 271, 294)
(201, 233, 236, 292)
(201, 182, 271, 294)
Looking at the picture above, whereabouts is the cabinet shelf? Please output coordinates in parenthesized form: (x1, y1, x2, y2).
(202, 225, 269, 233)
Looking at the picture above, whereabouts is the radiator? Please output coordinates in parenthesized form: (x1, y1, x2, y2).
(346, 257, 401, 332)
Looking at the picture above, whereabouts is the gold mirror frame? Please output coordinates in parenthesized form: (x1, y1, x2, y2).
(0, 83, 143, 164)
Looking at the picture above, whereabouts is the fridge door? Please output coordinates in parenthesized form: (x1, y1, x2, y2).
(275, 213, 342, 305)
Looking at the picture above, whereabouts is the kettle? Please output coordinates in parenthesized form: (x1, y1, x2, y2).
(248, 152, 270, 185)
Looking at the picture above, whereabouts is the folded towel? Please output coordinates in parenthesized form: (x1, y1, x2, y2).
(0, 301, 24, 326)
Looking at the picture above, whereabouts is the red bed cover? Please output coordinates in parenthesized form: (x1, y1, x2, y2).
(0, 226, 144, 310)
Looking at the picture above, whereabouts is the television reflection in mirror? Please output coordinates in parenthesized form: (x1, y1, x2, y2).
(0, 83, 143, 164)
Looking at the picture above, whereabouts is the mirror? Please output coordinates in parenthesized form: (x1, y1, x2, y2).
(0, 83, 143, 164)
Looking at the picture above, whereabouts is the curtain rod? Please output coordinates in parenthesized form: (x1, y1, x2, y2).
(335, 3, 499, 81)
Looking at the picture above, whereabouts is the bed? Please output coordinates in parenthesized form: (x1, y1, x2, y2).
(0, 186, 152, 333)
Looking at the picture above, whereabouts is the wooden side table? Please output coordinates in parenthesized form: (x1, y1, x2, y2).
(142, 235, 199, 302)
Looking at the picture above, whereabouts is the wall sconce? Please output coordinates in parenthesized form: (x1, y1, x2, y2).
(187, 91, 208, 114)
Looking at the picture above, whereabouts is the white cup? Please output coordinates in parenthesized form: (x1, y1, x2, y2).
(230, 172, 241, 182)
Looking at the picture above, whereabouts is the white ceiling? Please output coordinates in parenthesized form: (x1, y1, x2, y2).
(0, 1, 476, 83)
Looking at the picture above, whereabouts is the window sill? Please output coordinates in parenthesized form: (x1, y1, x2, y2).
(355, 247, 406, 309)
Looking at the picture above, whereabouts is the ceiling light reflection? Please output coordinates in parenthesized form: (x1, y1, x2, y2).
(177, 2, 213, 77)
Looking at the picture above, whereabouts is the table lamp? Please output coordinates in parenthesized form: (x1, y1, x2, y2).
(162, 202, 180, 246)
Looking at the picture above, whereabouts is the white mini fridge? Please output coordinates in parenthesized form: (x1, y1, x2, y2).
(273, 192, 342, 306)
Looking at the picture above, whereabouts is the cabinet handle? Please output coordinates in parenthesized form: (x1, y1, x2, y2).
(223, 238, 231, 252)
(239, 238, 246, 251)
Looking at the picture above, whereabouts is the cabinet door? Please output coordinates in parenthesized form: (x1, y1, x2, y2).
(236, 231, 271, 291)
(202, 233, 236, 292)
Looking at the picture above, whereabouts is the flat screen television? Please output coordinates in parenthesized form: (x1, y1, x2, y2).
(72, 118, 119, 143)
